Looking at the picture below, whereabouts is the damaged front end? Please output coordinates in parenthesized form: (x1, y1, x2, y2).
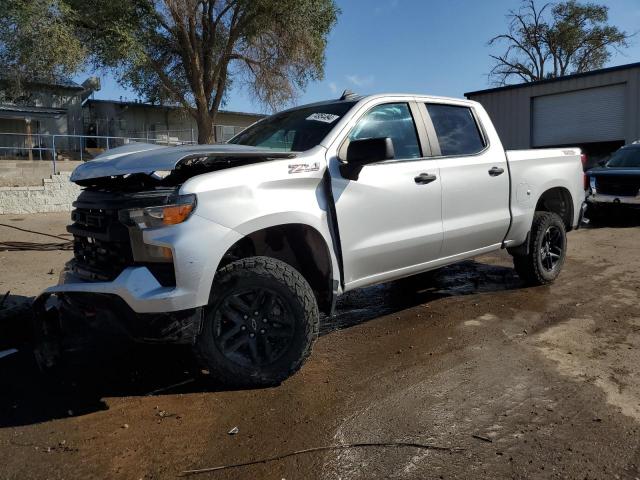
(33, 143, 295, 369)
(33, 292, 203, 370)
(32, 186, 205, 369)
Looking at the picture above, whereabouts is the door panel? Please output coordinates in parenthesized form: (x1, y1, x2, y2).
(329, 101, 443, 288)
(438, 154, 510, 256)
(331, 158, 443, 286)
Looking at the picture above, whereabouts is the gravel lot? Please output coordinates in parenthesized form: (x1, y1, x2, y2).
(1, 212, 640, 479)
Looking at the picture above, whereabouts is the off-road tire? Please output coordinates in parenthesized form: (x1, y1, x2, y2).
(195, 256, 319, 387)
(512, 212, 567, 286)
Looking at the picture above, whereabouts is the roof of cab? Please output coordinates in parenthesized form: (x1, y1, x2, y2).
(278, 93, 477, 114)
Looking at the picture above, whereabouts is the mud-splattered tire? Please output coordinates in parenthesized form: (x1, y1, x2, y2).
(195, 256, 319, 387)
(512, 212, 567, 286)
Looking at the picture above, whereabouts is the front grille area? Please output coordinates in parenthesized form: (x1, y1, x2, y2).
(596, 176, 640, 197)
(70, 206, 133, 281)
(68, 188, 179, 284)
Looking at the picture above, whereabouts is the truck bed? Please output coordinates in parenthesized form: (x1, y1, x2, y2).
(504, 148, 585, 246)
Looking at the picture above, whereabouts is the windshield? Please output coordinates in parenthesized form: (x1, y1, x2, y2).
(606, 148, 640, 168)
(229, 101, 356, 151)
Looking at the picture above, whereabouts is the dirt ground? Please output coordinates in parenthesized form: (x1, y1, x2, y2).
(1, 212, 640, 480)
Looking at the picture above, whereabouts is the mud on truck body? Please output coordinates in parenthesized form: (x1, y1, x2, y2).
(34, 93, 586, 386)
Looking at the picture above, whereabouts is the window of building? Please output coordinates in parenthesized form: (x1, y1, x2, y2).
(426, 104, 485, 156)
(222, 125, 236, 142)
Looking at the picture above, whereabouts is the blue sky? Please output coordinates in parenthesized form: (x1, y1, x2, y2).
(76, 0, 640, 114)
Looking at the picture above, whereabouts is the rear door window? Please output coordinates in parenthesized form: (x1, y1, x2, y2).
(426, 104, 486, 156)
(349, 103, 421, 159)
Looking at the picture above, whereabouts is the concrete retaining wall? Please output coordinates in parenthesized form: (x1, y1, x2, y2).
(0, 172, 81, 214)
(0, 161, 81, 187)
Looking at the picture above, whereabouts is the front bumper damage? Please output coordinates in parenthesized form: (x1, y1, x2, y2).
(32, 205, 241, 369)
(33, 291, 204, 369)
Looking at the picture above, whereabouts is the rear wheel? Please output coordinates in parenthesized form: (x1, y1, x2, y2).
(195, 256, 319, 387)
(512, 212, 567, 286)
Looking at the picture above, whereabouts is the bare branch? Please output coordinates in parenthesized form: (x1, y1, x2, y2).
(489, 0, 629, 84)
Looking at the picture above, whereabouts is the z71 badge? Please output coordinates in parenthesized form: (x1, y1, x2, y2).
(288, 162, 320, 174)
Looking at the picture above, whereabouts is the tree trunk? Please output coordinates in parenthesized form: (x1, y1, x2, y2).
(25, 119, 33, 161)
(195, 111, 214, 144)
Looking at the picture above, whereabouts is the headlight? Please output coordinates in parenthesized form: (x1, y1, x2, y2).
(121, 194, 196, 229)
(589, 176, 597, 194)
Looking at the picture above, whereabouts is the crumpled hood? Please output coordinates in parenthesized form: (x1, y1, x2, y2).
(71, 143, 295, 183)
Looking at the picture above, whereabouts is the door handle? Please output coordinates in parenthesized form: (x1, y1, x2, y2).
(414, 173, 437, 185)
(488, 166, 505, 177)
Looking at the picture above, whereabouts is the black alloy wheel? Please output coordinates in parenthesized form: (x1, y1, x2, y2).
(512, 211, 567, 286)
(539, 225, 564, 273)
(195, 256, 319, 387)
(212, 287, 295, 368)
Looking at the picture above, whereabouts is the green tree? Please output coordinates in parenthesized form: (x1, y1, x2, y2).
(489, 0, 630, 85)
(72, 0, 339, 143)
(0, 0, 86, 101)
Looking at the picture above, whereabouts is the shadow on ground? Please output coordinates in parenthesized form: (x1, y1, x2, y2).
(321, 260, 521, 333)
(0, 260, 521, 429)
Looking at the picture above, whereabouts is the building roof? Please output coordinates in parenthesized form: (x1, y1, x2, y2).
(0, 76, 83, 91)
(85, 98, 264, 118)
(465, 61, 640, 98)
(38, 78, 84, 90)
(0, 104, 66, 116)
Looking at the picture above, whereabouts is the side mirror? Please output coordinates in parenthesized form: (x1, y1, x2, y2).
(340, 137, 395, 180)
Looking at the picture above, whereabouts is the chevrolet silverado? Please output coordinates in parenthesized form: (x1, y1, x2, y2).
(34, 93, 586, 386)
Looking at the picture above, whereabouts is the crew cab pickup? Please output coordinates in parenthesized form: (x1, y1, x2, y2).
(35, 93, 586, 385)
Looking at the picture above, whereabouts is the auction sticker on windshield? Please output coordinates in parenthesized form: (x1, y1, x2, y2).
(306, 113, 340, 123)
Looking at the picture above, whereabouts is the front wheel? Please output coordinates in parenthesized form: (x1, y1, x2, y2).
(512, 212, 567, 286)
(195, 256, 319, 387)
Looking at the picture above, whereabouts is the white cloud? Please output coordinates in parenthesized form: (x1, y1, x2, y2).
(328, 81, 338, 94)
(346, 74, 374, 88)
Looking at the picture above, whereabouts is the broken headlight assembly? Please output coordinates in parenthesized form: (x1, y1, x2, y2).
(120, 193, 197, 229)
(119, 193, 197, 264)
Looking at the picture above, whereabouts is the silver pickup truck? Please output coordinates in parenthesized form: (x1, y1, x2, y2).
(35, 93, 586, 386)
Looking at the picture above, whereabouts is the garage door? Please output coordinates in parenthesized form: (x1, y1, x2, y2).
(532, 84, 626, 147)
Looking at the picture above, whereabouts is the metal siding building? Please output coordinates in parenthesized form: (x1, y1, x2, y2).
(465, 62, 640, 164)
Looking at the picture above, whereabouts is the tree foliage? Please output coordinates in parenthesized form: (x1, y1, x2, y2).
(71, 0, 339, 143)
(0, 0, 86, 101)
(489, 0, 630, 85)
